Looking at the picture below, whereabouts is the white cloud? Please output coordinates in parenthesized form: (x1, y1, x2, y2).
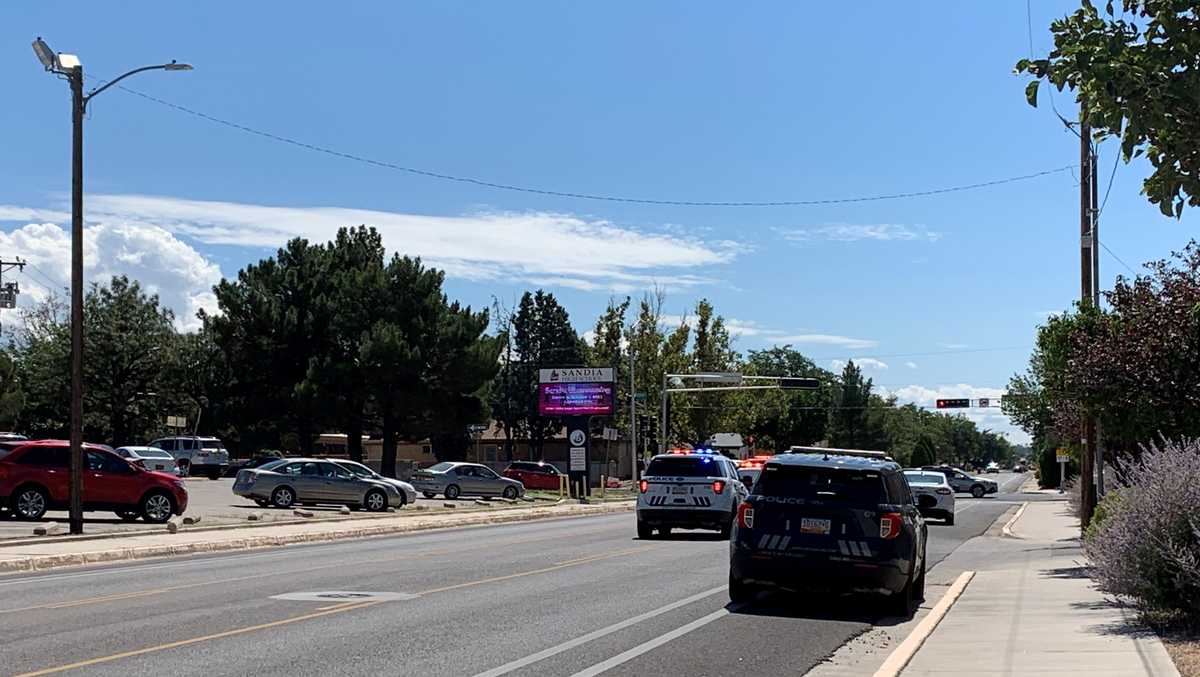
(777, 224, 942, 243)
(4, 194, 742, 293)
(878, 383, 1030, 445)
(830, 357, 888, 371)
(0, 221, 222, 331)
(905, 361, 918, 369)
(770, 333, 878, 349)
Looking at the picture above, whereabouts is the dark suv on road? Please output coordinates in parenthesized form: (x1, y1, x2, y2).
(729, 450, 927, 615)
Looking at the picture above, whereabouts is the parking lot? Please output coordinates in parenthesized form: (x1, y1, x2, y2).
(0, 477, 548, 541)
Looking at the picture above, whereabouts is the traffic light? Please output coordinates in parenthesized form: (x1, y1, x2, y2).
(936, 398, 970, 409)
(779, 378, 821, 390)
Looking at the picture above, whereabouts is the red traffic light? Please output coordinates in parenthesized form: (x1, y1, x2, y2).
(936, 398, 970, 409)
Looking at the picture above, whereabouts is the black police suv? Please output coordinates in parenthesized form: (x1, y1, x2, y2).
(728, 450, 928, 615)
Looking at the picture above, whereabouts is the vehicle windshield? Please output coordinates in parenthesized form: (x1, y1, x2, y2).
(904, 471, 946, 485)
(426, 462, 456, 472)
(756, 465, 888, 506)
(645, 456, 724, 478)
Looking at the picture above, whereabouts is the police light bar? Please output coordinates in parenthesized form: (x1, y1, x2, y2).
(788, 446, 890, 459)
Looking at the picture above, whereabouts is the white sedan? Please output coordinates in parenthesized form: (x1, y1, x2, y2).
(903, 469, 956, 525)
(115, 446, 181, 475)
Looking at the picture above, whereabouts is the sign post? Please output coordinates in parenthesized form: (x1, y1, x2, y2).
(539, 368, 615, 501)
(1056, 447, 1070, 493)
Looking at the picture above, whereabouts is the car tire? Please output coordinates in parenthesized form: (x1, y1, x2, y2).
(254, 499, 270, 508)
(728, 572, 755, 605)
(363, 489, 388, 512)
(970, 484, 985, 499)
(271, 486, 296, 509)
(502, 486, 519, 500)
(115, 510, 140, 522)
(719, 513, 734, 539)
(914, 555, 927, 601)
(945, 511, 955, 526)
(422, 492, 436, 499)
(11, 485, 49, 521)
(207, 470, 222, 480)
(637, 519, 653, 540)
(886, 572, 916, 617)
(177, 460, 191, 478)
(444, 484, 461, 500)
(140, 491, 175, 524)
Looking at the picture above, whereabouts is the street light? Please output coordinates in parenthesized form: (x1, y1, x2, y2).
(31, 36, 192, 535)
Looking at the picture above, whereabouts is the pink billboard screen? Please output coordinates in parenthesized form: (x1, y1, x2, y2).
(538, 382, 615, 416)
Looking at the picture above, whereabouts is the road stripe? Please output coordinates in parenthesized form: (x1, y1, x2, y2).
(10, 600, 380, 677)
(423, 546, 653, 595)
(565, 608, 732, 677)
(470, 586, 727, 677)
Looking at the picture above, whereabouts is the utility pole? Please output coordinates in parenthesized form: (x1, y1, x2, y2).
(629, 350, 637, 482)
(0, 258, 27, 337)
(1079, 104, 1097, 528)
(69, 63, 85, 535)
(1091, 143, 1105, 499)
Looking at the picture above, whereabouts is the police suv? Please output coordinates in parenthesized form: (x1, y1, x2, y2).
(637, 449, 748, 539)
(729, 449, 928, 615)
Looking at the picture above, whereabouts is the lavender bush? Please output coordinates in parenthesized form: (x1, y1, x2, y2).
(1085, 438, 1200, 620)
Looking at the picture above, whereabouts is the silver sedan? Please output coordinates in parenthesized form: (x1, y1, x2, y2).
(114, 446, 181, 475)
(411, 462, 525, 500)
(232, 458, 403, 511)
(331, 459, 417, 506)
(903, 469, 956, 525)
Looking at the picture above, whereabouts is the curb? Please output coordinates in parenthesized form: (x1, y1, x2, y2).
(0, 502, 635, 576)
(1001, 502, 1029, 539)
(871, 570, 975, 677)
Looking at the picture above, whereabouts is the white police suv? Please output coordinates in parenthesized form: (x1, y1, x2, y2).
(637, 449, 748, 539)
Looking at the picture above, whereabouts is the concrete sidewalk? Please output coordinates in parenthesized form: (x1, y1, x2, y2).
(0, 500, 633, 575)
(901, 497, 1179, 676)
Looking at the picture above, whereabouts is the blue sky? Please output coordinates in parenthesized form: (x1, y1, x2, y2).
(3, 2, 1197, 443)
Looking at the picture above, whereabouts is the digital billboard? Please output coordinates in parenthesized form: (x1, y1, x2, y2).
(538, 381, 615, 416)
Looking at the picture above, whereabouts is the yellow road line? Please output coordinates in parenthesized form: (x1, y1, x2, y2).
(11, 600, 380, 677)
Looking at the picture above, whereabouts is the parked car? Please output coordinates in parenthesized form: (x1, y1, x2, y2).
(232, 457, 403, 511)
(502, 461, 562, 490)
(147, 436, 230, 479)
(985, 461, 1000, 474)
(224, 454, 286, 477)
(903, 469, 956, 524)
(330, 459, 417, 506)
(115, 446, 181, 475)
(0, 440, 188, 523)
(411, 462, 524, 500)
(922, 465, 999, 498)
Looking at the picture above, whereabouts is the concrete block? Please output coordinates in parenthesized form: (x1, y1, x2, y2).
(338, 506, 352, 515)
(182, 515, 202, 526)
(32, 523, 62, 536)
(443, 503, 457, 509)
(474, 499, 490, 506)
(521, 496, 536, 502)
(247, 512, 264, 521)
(293, 508, 314, 518)
(165, 519, 180, 534)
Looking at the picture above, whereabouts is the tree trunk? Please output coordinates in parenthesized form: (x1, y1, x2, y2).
(503, 425, 514, 462)
(347, 413, 363, 463)
(380, 412, 398, 478)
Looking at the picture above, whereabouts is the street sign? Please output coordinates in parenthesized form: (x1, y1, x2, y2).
(780, 377, 821, 390)
(569, 429, 587, 446)
(539, 382, 615, 416)
(634, 392, 647, 402)
(539, 367, 614, 383)
(1056, 448, 1070, 463)
(569, 446, 587, 471)
(166, 415, 187, 429)
(936, 398, 970, 409)
(466, 423, 488, 434)
(602, 427, 618, 441)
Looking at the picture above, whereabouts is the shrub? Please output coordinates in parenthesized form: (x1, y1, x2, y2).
(1085, 438, 1200, 620)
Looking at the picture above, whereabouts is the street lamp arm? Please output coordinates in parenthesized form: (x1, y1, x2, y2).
(84, 62, 190, 105)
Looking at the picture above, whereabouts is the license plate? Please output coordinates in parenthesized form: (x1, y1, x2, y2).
(671, 486, 689, 495)
(800, 518, 831, 535)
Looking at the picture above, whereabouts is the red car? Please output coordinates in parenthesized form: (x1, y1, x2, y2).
(0, 440, 188, 523)
(502, 461, 563, 490)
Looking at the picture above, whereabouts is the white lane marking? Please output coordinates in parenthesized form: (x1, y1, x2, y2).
(566, 607, 732, 677)
(953, 501, 982, 515)
(470, 585, 727, 677)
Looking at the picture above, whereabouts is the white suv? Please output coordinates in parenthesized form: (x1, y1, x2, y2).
(148, 436, 230, 479)
(636, 450, 748, 539)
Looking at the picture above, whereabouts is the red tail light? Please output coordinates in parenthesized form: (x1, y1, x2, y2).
(638, 480, 649, 494)
(737, 502, 754, 529)
(712, 480, 726, 494)
(880, 512, 903, 539)
(936, 487, 952, 495)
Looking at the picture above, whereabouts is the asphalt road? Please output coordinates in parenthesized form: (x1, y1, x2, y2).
(0, 473, 1026, 677)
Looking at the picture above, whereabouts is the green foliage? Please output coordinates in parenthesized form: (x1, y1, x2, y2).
(1016, 1, 1200, 217)
(910, 433, 937, 467)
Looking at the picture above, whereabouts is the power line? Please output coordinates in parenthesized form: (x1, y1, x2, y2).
(1098, 240, 1138, 276)
(101, 79, 1075, 208)
(1097, 144, 1121, 216)
(1026, 0, 1080, 138)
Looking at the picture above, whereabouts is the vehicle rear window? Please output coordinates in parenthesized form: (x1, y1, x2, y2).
(645, 456, 724, 478)
(139, 449, 173, 459)
(755, 465, 888, 506)
(904, 471, 945, 485)
(427, 462, 455, 472)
